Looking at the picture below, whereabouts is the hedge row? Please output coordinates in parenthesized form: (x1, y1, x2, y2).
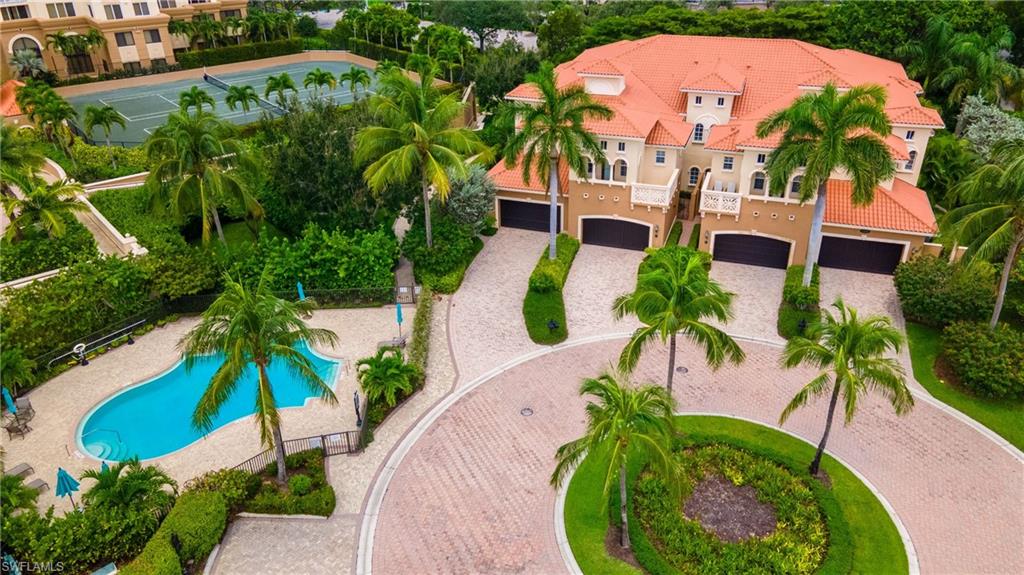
(523, 234, 580, 345)
(778, 264, 820, 339)
(176, 39, 304, 69)
(347, 37, 411, 67)
(407, 284, 434, 375)
(894, 255, 995, 327)
(120, 492, 228, 575)
(941, 321, 1024, 400)
(0, 216, 96, 282)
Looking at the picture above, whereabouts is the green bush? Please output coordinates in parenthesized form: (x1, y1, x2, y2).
(687, 223, 701, 249)
(0, 216, 96, 281)
(176, 39, 303, 69)
(402, 214, 477, 278)
(288, 474, 313, 497)
(89, 187, 185, 249)
(245, 450, 336, 517)
(665, 221, 682, 246)
(779, 304, 820, 339)
(894, 256, 995, 327)
(523, 289, 567, 344)
(65, 140, 150, 180)
(28, 506, 160, 574)
(347, 37, 411, 67)
(942, 322, 1024, 399)
(420, 237, 483, 294)
(158, 492, 227, 563)
(407, 284, 434, 374)
(782, 265, 820, 309)
(118, 533, 180, 575)
(526, 234, 580, 293)
(183, 468, 260, 513)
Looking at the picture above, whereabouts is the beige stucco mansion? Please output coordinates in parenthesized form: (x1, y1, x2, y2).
(0, 0, 247, 81)
(489, 35, 944, 274)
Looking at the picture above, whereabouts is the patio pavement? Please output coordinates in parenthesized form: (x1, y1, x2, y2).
(707, 261, 787, 344)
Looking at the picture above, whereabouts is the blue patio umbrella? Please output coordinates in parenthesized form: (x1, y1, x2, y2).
(297, 281, 306, 301)
(396, 302, 404, 338)
(101, 461, 109, 473)
(55, 467, 80, 509)
(2, 387, 16, 415)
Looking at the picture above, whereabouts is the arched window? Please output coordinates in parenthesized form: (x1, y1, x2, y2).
(750, 171, 767, 196)
(693, 123, 705, 143)
(11, 37, 42, 57)
(688, 166, 700, 186)
(613, 159, 627, 182)
(789, 175, 803, 199)
(595, 160, 610, 180)
(904, 150, 917, 171)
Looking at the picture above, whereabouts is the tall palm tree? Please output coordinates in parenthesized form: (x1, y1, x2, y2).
(81, 458, 177, 517)
(354, 65, 488, 249)
(303, 67, 337, 99)
(9, 49, 45, 80)
(503, 62, 613, 259)
(779, 299, 911, 475)
(276, 10, 298, 40)
(551, 372, 677, 549)
(0, 168, 86, 242)
(246, 11, 272, 43)
(45, 29, 105, 75)
(83, 105, 126, 167)
(943, 139, 1024, 328)
(180, 276, 339, 484)
(265, 72, 298, 108)
(223, 15, 248, 43)
(896, 16, 956, 94)
(179, 86, 216, 115)
(938, 26, 1020, 108)
(18, 84, 77, 154)
(167, 19, 197, 51)
(144, 111, 263, 244)
(0, 345, 36, 395)
(225, 84, 260, 120)
(613, 246, 745, 395)
(356, 347, 420, 408)
(193, 15, 224, 49)
(339, 67, 372, 100)
(374, 60, 399, 78)
(756, 83, 895, 287)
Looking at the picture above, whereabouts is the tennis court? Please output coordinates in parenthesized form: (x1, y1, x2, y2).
(66, 60, 374, 145)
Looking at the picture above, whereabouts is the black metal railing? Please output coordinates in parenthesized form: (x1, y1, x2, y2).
(232, 430, 364, 475)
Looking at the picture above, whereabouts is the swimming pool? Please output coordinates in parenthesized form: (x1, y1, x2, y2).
(77, 343, 341, 461)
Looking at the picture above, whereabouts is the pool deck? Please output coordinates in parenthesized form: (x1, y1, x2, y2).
(1, 306, 412, 513)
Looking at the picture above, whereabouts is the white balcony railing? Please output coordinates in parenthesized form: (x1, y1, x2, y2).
(630, 168, 679, 207)
(699, 173, 742, 215)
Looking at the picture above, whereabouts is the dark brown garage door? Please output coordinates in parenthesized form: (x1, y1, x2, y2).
(712, 234, 791, 269)
(581, 218, 650, 251)
(818, 236, 904, 274)
(499, 199, 561, 232)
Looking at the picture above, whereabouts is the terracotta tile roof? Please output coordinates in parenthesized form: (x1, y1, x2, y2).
(578, 59, 624, 76)
(798, 68, 854, 89)
(487, 156, 569, 194)
(679, 59, 745, 94)
(646, 118, 692, 147)
(884, 134, 910, 161)
(825, 178, 937, 234)
(504, 35, 944, 139)
(1, 79, 25, 117)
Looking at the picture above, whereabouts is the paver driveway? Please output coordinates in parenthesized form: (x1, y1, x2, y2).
(369, 338, 1024, 575)
(708, 261, 786, 343)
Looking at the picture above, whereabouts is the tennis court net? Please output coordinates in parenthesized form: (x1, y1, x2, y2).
(203, 73, 286, 116)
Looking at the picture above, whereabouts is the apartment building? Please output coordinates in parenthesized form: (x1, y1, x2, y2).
(489, 35, 944, 274)
(0, 0, 247, 81)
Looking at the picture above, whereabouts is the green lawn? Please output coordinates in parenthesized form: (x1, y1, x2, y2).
(905, 322, 1024, 450)
(523, 289, 568, 344)
(195, 221, 284, 248)
(665, 221, 683, 246)
(686, 223, 701, 249)
(565, 416, 907, 575)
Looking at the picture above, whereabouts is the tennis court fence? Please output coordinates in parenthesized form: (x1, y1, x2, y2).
(203, 72, 286, 116)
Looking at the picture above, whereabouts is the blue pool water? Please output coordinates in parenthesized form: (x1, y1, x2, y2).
(78, 344, 340, 461)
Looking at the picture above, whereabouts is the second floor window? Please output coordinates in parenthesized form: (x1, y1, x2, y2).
(617, 142, 625, 152)
(693, 124, 705, 143)
(105, 4, 124, 19)
(158, 0, 175, 8)
(694, 95, 703, 106)
(47, 3, 76, 18)
(1, 5, 31, 20)
(133, 2, 150, 16)
(789, 175, 803, 199)
(600, 140, 608, 150)
(144, 29, 161, 43)
(904, 150, 917, 171)
(716, 96, 726, 107)
(751, 172, 767, 195)
(115, 32, 135, 47)
(688, 167, 700, 186)
(905, 130, 915, 140)
(723, 156, 734, 171)
(655, 150, 666, 165)
(756, 153, 766, 165)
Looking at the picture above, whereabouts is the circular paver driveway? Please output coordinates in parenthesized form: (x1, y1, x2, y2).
(369, 337, 1023, 575)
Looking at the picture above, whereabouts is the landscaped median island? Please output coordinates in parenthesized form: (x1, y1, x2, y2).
(564, 416, 907, 575)
(523, 234, 581, 344)
(777, 264, 820, 339)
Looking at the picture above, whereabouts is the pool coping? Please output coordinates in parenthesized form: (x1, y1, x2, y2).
(73, 342, 346, 465)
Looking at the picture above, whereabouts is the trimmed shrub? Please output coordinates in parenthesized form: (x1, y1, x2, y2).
(28, 506, 160, 574)
(119, 533, 179, 575)
(523, 234, 579, 344)
(183, 468, 260, 513)
(347, 37, 411, 67)
(941, 322, 1024, 399)
(158, 492, 228, 563)
(687, 223, 701, 249)
(894, 256, 995, 327)
(288, 474, 313, 496)
(89, 187, 185, 249)
(782, 265, 820, 309)
(402, 215, 477, 278)
(245, 450, 336, 517)
(65, 140, 149, 180)
(0, 216, 96, 281)
(527, 234, 580, 293)
(176, 39, 303, 69)
(420, 237, 483, 294)
(407, 284, 434, 374)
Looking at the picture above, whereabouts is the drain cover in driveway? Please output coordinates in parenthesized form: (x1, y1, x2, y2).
(520, 407, 534, 416)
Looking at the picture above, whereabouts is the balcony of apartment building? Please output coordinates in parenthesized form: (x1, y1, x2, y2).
(579, 157, 680, 210)
(699, 169, 805, 218)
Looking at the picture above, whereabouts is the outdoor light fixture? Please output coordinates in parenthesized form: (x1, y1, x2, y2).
(654, 224, 660, 237)
(547, 319, 560, 332)
(859, 229, 871, 234)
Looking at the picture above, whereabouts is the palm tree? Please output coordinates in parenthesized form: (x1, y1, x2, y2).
(18, 85, 77, 154)
(179, 86, 216, 115)
(756, 83, 895, 287)
(276, 10, 298, 40)
(145, 111, 262, 244)
(354, 65, 488, 249)
(1, 475, 39, 521)
(0, 124, 45, 192)
(81, 458, 177, 517)
(938, 26, 1020, 108)
(780, 299, 911, 475)
(551, 372, 677, 549)
(83, 105, 126, 168)
(180, 276, 339, 484)
(246, 11, 272, 43)
(356, 347, 420, 408)
(0, 168, 86, 242)
(167, 19, 196, 51)
(303, 67, 337, 99)
(265, 73, 298, 108)
(225, 84, 260, 120)
(45, 29, 105, 75)
(943, 139, 1024, 328)
(503, 62, 614, 259)
(0, 345, 35, 395)
(9, 49, 45, 80)
(193, 15, 224, 49)
(613, 246, 745, 395)
(223, 16, 248, 43)
(374, 60, 399, 78)
(897, 16, 956, 94)
(339, 67, 372, 100)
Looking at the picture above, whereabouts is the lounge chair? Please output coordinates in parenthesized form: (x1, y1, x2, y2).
(4, 463, 33, 478)
(3, 420, 31, 440)
(726, 181, 736, 193)
(26, 478, 48, 493)
(713, 181, 724, 191)
(14, 397, 34, 418)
